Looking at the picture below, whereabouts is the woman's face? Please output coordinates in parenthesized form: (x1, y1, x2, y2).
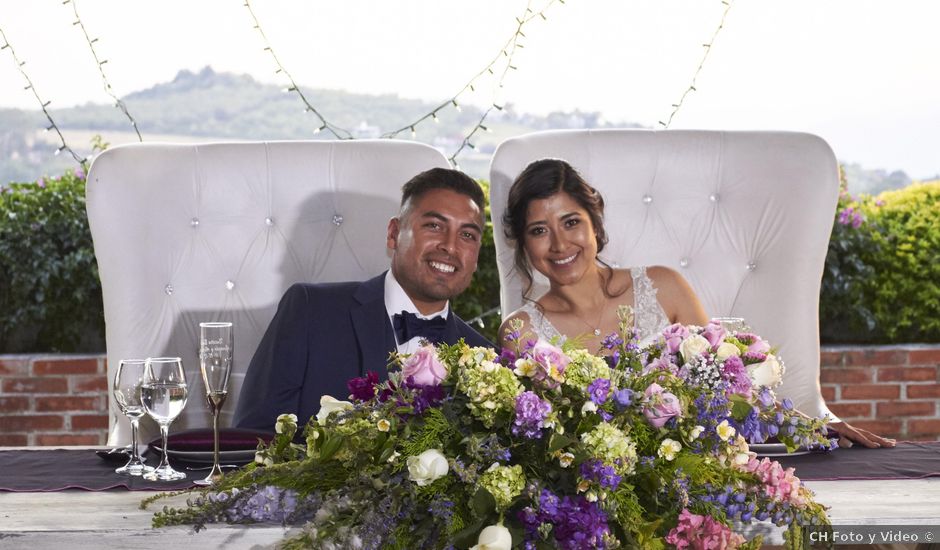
(522, 191, 599, 287)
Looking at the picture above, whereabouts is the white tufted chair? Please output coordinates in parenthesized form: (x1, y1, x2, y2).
(489, 129, 840, 420)
(86, 140, 450, 445)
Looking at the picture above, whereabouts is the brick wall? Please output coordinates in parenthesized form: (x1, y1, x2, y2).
(821, 346, 940, 440)
(1, 346, 939, 446)
(0, 355, 109, 446)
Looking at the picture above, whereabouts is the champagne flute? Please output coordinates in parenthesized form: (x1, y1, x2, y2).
(112, 359, 155, 476)
(141, 357, 189, 481)
(194, 322, 233, 486)
(712, 316, 749, 333)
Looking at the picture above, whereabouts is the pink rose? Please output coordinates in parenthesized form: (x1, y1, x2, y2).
(748, 337, 771, 354)
(662, 323, 690, 355)
(643, 383, 682, 429)
(531, 340, 569, 374)
(702, 323, 727, 348)
(642, 355, 676, 375)
(401, 345, 447, 386)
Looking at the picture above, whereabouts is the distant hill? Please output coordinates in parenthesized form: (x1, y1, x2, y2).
(0, 66, 920, 190)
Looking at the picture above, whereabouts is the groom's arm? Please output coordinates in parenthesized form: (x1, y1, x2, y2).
(234, 284, 312, 431)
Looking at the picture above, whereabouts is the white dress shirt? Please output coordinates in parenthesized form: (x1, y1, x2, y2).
(384, 270, 450, 355)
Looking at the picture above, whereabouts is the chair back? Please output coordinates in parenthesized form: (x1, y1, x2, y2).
(87, 140, 449, 444)
(489, 129, 840, 418)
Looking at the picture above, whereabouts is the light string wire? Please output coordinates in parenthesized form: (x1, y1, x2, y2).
(64, 0, 142, 141)
(382, 0, 561, 145)
(659, 0, 734, 128)
(242, 0, 352, 140)
(0, 27, 87, 168)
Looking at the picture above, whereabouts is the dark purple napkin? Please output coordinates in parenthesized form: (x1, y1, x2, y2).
(147, 428, 274, 453)
(773, 440, 940, 481)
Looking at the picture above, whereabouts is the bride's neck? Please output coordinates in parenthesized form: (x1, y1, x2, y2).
(547, 265, 608, 313)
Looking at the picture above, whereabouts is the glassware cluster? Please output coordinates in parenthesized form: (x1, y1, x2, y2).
(111, 321, 233, 485)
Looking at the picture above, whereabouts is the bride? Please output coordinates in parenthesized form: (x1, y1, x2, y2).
(497, 158, 895, 449)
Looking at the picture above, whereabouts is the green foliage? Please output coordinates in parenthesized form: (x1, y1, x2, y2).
(0, 169, 104, 351)
(820, 176, 940, 343)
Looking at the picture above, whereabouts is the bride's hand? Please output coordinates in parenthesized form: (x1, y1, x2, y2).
(829, 421, 897, 449)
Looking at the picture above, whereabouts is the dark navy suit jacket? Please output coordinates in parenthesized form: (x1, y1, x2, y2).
(233, 272, 493, 431)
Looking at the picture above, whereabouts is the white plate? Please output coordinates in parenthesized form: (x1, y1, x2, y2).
(749, 442, 811, 457)
(153, 446, 257, 465)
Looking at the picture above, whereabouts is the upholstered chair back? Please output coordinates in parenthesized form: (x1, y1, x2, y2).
(87, 141, 450, 445)
(489, 130, 840, 419)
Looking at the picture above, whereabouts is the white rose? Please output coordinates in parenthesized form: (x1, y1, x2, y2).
(470, 524, 512, 550)
(316, 395, 354, 425)
(679, 334, 711, 359)
(407, 449, 449, 486)
(748, 354, 784, 387)
(715, 342, 741, 361)
(275, 413, 298, 434)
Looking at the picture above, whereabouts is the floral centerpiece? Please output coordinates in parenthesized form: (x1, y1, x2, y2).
(145, 308, 833, 549)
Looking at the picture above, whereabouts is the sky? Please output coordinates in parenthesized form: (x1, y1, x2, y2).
(1, 0, 938, 178)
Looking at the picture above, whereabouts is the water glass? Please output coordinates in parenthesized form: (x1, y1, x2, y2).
(712, 316, 749, 333)
(141, 357, 189, 481)
(112, 359, 154, 476)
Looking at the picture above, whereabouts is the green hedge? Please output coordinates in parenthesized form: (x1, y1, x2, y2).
(2, 170, 937, 352)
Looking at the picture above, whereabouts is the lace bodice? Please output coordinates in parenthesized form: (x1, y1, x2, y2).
(517, 266, 670, 347)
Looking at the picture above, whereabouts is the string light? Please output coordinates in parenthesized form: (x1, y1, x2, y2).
(243, 0, 352, 139)
(659, 0, 735, 128)
(65, 0, 142, 141)
(0, 27, 87, 168)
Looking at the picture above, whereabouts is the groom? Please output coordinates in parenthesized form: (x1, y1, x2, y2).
(234, 167, 493, 431)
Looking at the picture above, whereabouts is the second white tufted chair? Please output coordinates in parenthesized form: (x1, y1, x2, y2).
(87, 140, 450, 445)
(489, 129, 840, 420)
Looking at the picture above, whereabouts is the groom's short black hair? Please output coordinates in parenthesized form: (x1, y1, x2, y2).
(400, 167, 485, 214)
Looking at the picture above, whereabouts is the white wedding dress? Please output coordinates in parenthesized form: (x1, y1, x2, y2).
(517, 266, 671, 347)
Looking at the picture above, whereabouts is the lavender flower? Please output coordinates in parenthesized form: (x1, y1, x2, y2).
(513, 391, 553, 439)
(580, 459, 622, 490)
(587, 378, 611, 405)
(612, 388, 634, 409)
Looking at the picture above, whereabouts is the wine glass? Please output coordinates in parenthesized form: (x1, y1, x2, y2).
(112, 359, 155, 476)
(194, 322, 233, 486)
(141, 357, 189, 481)
(712, 316, 749, 333)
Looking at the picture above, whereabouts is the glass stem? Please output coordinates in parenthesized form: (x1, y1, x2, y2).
(212, 410, 220, 468)
(130, 417, 140, 463)
(159, 423, 170, 469)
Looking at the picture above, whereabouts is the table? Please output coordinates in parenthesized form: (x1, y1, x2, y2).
(2, 448, 939, 548)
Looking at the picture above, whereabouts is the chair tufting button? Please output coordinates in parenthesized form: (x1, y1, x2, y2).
(709, 193, 720, 202)
(746, 262, 757, 271)
(264, 217, 274, 226)
(164, 284, 174, 295)
(642, 194, 653, 205)
(190, 218, 199, 227)
(225, 280, 235, 290)
(332, 214, 344, 226)
(679, 258, 689, 268)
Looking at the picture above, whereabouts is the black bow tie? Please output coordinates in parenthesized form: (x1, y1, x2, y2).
(392, 311, 447, 344)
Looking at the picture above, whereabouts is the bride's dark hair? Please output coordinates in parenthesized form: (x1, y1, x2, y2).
(503, 158, 610, 299)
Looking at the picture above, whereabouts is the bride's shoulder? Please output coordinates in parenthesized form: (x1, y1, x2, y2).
(643, 265, 684, 284)
(498, 305, 538, 343)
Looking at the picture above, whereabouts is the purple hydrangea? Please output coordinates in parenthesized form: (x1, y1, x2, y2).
(612, 388, 634, 410)
(579, 459, 622, 490)
(518, 489, 611, 549)
(587, 378, 611, 405)
(513, 391, 552, 439)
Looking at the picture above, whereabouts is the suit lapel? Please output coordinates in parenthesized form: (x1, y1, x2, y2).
(350, 273, 396, 376)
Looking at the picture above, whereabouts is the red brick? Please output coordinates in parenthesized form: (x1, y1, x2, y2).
(909, 348, 940, 365)
(0, 415, 64, 432)
(846, 419, 902, 436)
(0, 358, 30, 375)
(32, 358, 99, 375)
(820, 367, 873, 384)
(821, 385, 836, 401)
(844, 349, 908, 367)
(876, 401, 936, 417)
(820, 350, 844, 367)
(71, 414, 109, 430)
(35, 433, 103, 446)
(877, 366, 937, 382)
(0, 434, 28, 446)
(908, 419, 940, 436)
(35, 396, 101, 412)
(71, 375, 108, 393)
(1, 377, 68, 394)
(828, 402, 872, 418)
(0, 396, 31, 412)
(907, 384, 940, 399)
(841, 384, 901, 400)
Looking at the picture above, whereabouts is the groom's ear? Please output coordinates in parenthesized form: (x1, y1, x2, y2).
(386, 217, 401, 250)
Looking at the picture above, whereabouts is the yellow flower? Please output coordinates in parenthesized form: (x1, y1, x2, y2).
(716, 420, 736, 441)
(376, 419, 391, 432)
(514, 358, 536, 377)
(658, 438, 682, 461)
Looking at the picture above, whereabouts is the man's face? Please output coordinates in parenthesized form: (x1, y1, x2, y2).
(387, 188, 483, 315)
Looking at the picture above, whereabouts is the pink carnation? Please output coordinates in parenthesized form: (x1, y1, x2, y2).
(401, 344, 447, 386)
(665, 509, 745, 549)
